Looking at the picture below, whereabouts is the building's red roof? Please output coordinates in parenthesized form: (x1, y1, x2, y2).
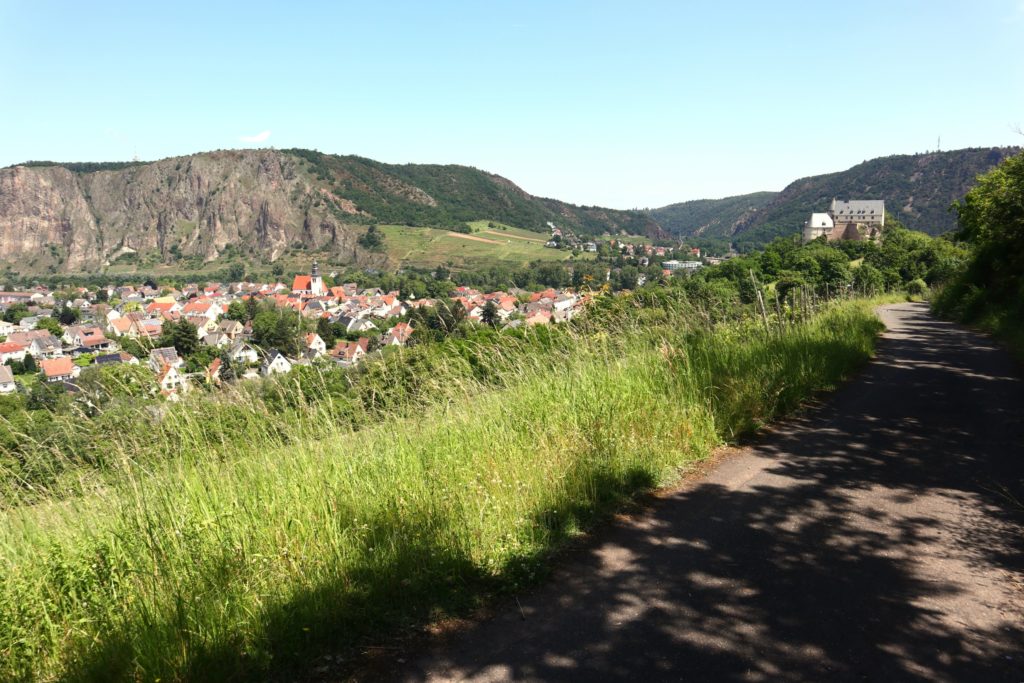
(41, 357, 75, 378)
(292, 275, 312, 292)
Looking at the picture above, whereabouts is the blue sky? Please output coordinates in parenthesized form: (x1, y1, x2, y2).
(1, 1, 1022, 208)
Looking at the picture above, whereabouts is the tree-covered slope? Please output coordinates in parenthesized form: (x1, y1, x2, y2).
(654, 147, 1021, 251)
(649, 192, 778, 250)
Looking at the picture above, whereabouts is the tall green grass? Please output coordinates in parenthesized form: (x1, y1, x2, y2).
(0, 298, 883, 681)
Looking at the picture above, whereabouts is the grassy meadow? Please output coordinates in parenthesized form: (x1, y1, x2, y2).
(0, 294, 885, 681)
(376, 224, 589, 270)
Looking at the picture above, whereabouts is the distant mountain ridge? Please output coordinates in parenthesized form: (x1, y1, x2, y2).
(0, 149, 658, 273)
(652, 147, 1021, 250)
(1, 146, 1018, 273)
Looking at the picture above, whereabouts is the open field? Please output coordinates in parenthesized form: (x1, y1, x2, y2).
(0, 297, 884, 682)
(465, 220, 550, 243)
(445, 232, 503, 244)
(481, 230, 546, 243)
(377, 225, 586, 269)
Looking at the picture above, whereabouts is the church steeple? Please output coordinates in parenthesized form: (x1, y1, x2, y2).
(309, 260, 324, 296)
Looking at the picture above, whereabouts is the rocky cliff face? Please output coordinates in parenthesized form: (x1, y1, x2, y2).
(0, 165, 101, 271)
(0, 148, 660, 273)
(0, 150, 387, 273)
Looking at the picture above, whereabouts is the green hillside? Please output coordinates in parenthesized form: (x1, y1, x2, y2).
(649, 192, 778, 252)
(653, 147, 1020, 252)
(374, 223, 592, 270)
(285, 149, 659, 237)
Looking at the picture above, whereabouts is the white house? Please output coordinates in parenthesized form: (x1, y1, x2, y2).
(304, 333, 327, 357)
(157, 364, 188, 396)
(40, 357, 79, 383)
(803, 200, 885, 243)
(0, 365, 16, 394)
(202, 332, 232, 349)
(229, 341, 260, 365)
(29, 335, 63, 359)
(0, 342, 27, 364)
(261, 350, 293, 376)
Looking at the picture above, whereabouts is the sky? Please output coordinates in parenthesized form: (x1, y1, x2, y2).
(1, 1, 1022, 209)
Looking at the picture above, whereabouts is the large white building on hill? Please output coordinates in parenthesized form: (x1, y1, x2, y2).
(803, 199, 885, 243)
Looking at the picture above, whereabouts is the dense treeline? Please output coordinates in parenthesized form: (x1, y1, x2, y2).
(282, 148, 656, 236)
(933, 150, 1024, 351)
(9, 160, 149, 173)
(687, 219, 966, 310)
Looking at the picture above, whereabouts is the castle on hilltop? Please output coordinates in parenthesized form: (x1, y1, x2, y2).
(803, 199, 885, 243)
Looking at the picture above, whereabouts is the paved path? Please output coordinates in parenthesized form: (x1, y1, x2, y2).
(397, 303, 1024, 682)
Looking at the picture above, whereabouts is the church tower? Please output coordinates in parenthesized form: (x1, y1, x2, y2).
(310, 260, 325, 296)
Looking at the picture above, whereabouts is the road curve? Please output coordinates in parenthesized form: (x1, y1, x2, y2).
(390, 303, 1024, 682)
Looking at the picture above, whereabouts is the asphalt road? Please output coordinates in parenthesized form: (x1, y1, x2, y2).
(396, 303, 1024, 682)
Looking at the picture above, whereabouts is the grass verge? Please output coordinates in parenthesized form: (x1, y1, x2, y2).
(0, 299, 884, 681)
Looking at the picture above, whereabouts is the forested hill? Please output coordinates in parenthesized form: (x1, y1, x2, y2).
(647, 192, 778, 247)
(0, 149, 657, 273)
(652, 147, 1021, 252)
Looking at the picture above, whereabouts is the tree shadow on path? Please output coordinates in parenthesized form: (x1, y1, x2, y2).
(396, 303, 1024, 682)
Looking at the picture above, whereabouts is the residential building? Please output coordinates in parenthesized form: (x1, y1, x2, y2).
(261, 350, 293, 376)
(202, 332, 232, 349)
(304, 333, 327, 357)
(0, 365, 15, 394)
(0, 341, 27, 364)
(41, 357, 78, 383)
(229, 341, 260, 365)
(216, 319, 245, 340)
(330, 337, 369, 365)
(382, 322, 414, 346)
(149, 347, 182, 372)
(157, 364, 188, 395)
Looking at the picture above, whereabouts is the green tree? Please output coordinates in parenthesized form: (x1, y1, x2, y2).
(27, 382, 66, 411)
(57, 303, 80, 325)
(183, 346, 217, 374)
(218, 351, 236, 382)
(225, 300, 248, 322)
(852, 263, 885, 295)
(316, 316, 336, 348)
(251, 308, 303, 356)
(2, 304, 29, 324)
(481, 301, 499, 327)
(357, 225, 385, 251)
(35, 317, 63, 336)
(119, 337, 149, 360)
(158, 319, 199, 358)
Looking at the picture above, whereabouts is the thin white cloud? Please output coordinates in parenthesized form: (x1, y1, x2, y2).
(240, 130, 272, 143)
